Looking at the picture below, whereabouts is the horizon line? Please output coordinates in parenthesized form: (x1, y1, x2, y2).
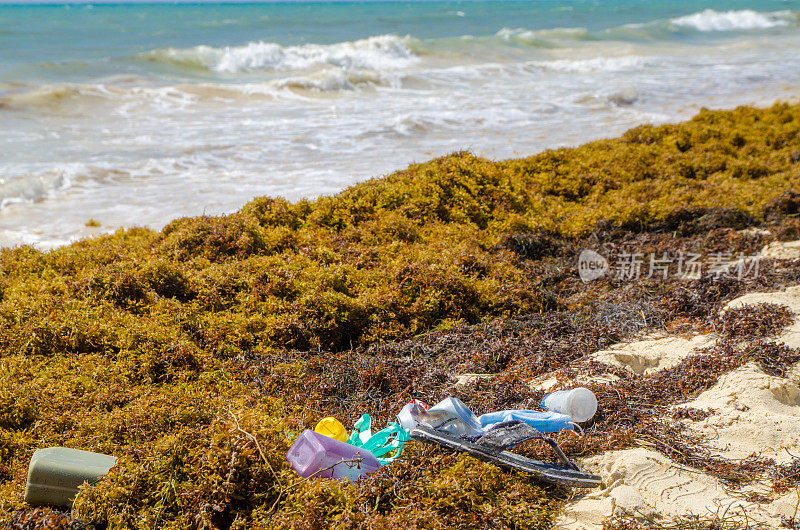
(1, 0, 516, 5)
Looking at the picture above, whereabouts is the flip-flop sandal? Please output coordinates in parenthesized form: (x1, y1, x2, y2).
(411, 421, 602, 489)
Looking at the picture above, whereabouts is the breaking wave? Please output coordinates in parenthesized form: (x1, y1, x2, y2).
(0, 163, 82, 209)
(143, 34, 419, 74)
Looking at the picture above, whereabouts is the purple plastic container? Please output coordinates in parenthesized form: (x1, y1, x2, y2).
(287, 429, 380, 482)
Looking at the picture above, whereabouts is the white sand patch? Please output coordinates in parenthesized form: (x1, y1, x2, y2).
(724, 285, 800, 348)
(761, 240, 800, 260)
(739, 227, 772, 237)
(725, 285, 800, 312)
(529, 373, 620, 392)
(557, 448, 782, 529)
(530, 375, 559, 392)
(676, 363, 800, 465)
(590, 335, 714, 375)
(768, 490, 800, 521)
(453, 373, 493, 386)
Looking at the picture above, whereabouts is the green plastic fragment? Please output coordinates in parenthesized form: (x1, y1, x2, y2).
(24, 447, 118, 507)
(347, 414, 410, 465)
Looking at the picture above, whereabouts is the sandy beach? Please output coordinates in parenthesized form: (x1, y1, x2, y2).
(560, 260, 800, 528)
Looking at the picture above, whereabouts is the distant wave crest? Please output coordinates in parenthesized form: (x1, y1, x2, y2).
(495, 9, 797, 47)
(496, 26, 591, 47)
(143, 34, 419, 74)
(669, 9, 796, 32)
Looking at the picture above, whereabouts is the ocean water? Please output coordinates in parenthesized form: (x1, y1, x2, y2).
(1, 1, 799, 247)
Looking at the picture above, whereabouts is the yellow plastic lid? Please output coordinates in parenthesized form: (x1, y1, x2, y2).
(314, 417, 347, 442)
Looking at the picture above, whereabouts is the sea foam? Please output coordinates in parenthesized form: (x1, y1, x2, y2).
(536, 56, 652, 74)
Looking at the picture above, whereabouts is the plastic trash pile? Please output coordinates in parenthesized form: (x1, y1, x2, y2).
(286, 387, 601, 488)
(286, 412, 410, 482)
(18, 388, 599, 512)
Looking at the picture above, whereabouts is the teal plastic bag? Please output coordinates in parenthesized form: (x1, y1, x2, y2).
(347, 414, 410, 465)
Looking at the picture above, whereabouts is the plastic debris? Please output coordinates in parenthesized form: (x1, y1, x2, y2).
(348, 414, 410, 465)
(477, 409, 574, 433)
(314, 416, 348, 442)
(287, 429, 380, 481)
(413, 397, 484, 437)
(411, 421, 601, 488)
(288, 412, 412, 481)
(25, 447, 118, 507)
(406, 396, 601, 487)
(289, 392, 590, 484)
(540, 387, 597, 422)
(396, 399, 429, 432)
(412, 397, 577, 436)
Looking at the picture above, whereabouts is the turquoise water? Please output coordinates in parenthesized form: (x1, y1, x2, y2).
(3, 1, 799, 81)
(1, 1, 799, 246)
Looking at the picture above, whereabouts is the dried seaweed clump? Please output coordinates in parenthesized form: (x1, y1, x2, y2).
(4, 507, 92, 530)
(717, 302, 795, 340)
(603, 513, 764, 530)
